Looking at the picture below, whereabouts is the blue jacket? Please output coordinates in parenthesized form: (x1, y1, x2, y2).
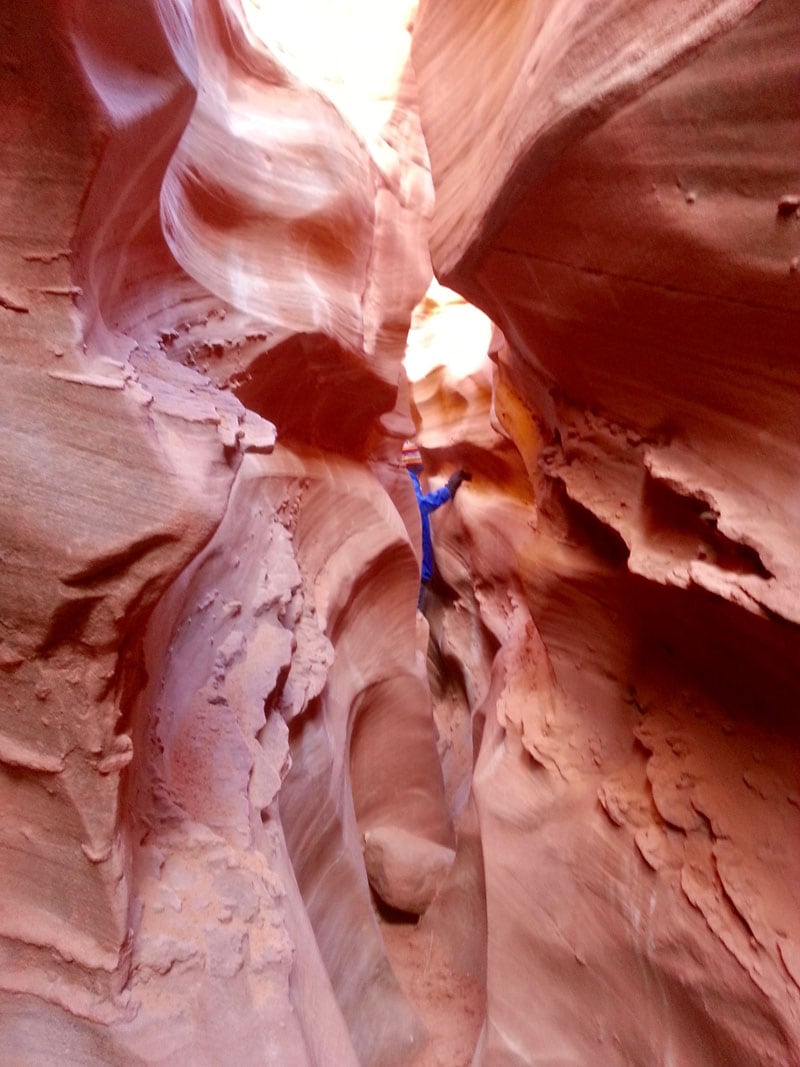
(409, 470, 451, 581)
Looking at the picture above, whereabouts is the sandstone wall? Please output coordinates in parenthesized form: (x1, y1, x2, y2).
(1, 1, 442, 1063)
(3, 0, 800, 1064)
(412, 1, 800, 1063)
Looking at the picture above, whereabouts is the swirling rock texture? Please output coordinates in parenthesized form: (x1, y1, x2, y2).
(3, 0, 800, 1065)
(411, 0, 800, 1064)
(1, 0, 446, 1064)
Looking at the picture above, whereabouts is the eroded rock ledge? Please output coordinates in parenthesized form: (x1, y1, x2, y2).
(411, 0, 800, 1063)
(2, 1, 799, 1065)
(1, 2, 439, 1062)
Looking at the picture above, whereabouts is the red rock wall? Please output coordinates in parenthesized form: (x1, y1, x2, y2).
(412, 0, 800, 1063)
(4, 0, 800, 1064)
(1, 1, 442, 1063)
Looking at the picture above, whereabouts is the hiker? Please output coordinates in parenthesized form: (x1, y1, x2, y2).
(402, 442, 471, 608)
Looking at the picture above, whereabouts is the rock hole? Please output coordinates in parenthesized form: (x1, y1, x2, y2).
(643, 475, 773, 579)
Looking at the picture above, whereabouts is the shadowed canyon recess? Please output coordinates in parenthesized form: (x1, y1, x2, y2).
(1, 1, 799, 1065)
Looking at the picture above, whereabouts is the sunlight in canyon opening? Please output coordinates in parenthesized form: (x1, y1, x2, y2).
(243, 0, 419, 146)
(404, 279, 495, 385)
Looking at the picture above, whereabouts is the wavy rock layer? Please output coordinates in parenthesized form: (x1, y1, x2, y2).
(4, 0, 800, 1064)
(412, 0, 800, 1064)
(1, 1, 442, 1064)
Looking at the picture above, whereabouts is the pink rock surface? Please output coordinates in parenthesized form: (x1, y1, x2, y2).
(1, 1, 440, 1063)
(4, 0, 800, 1064)
(411, 1, 800, 1063)
(415, 0, 800, 624)
(363, 826, 455, 916)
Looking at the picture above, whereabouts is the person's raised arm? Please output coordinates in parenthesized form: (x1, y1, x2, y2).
(420, 470, 471, 514)
(446, 469, 472, 496)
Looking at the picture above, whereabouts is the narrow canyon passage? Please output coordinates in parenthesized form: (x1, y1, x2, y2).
(379, 912, 485, 1067)
(2, 2, 800, 1066)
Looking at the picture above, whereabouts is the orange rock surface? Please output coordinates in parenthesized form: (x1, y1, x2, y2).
(1, 1, 439, 1063)
(412, 1, 800, 1063)
(2, 0, 799, 1065)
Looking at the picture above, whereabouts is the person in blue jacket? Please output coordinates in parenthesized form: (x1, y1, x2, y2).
(403, 442, 471, 608)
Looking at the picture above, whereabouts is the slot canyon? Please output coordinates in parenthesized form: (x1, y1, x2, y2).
(1, 1, 799, 1064)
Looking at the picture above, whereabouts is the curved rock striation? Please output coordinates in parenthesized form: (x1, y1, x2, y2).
(4, 0, 800, 1063)
(412, 1, 800, 1063)
(1, 0, 442, 1063)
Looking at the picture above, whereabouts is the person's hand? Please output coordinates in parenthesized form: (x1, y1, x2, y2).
(447, 469, 472, 495)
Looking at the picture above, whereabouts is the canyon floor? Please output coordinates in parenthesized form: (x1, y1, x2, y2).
(380, 914, 485, 1067)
